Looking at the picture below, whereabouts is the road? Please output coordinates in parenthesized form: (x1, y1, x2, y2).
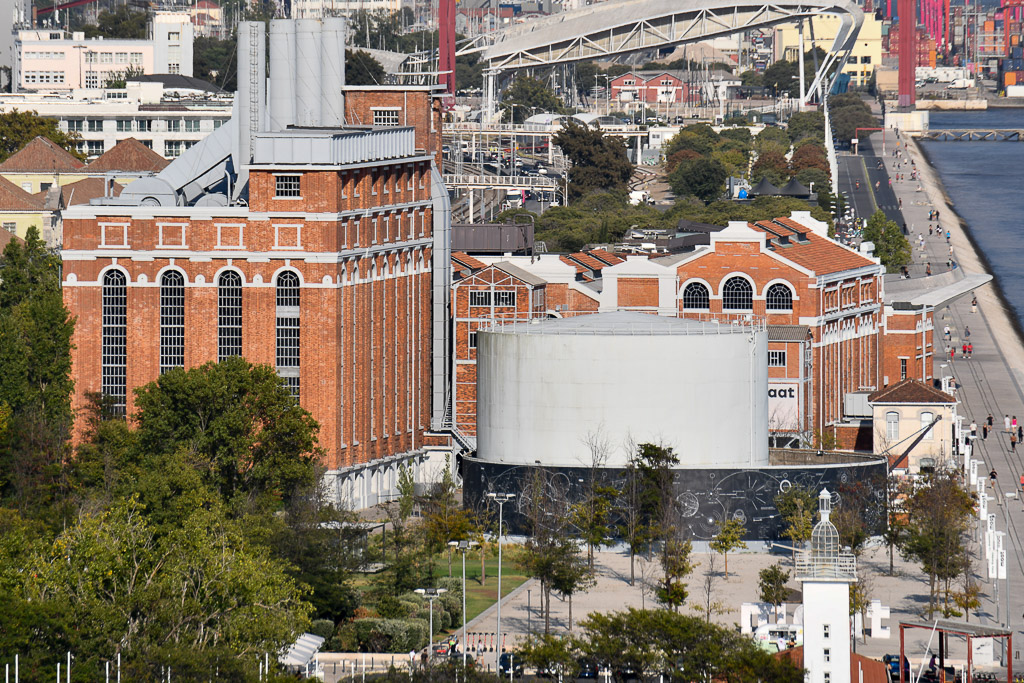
(836, 135, 904, 229)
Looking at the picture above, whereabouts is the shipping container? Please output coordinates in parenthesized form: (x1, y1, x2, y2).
(1006, 71, 1017, 86)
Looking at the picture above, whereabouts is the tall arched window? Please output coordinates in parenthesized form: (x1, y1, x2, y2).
(101, 270, 127, 416)
(682, 282, 710, 310)
(766, 282, 794, 311)
(159, 271, 185, 373)
(722, 277, 753, 311)
(217, 271, 242, 360)
(920, 411, 934, 440)
(276, 271, 300, 397)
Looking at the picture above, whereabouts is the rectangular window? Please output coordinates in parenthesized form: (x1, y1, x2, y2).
(85, 72, 99, 88)
(824, 675, 831, 683)
(372, 108, 401, 126)
(116, 52, 128, 63)
(276, 319, 301, 368)
(165, 140, 183, 157)
(406, 164, 413, 190)
(87, 140, 104, 156)
(100, 52, 113, 64)
(168, 31, 180, 40)
(275, 175, 301, 198)
(116, 119, 132, 132)
(768, 350, 787, 367)
(85, 51, 97, 63)
(101, 272, 127, 416)
(371, 169, 379, 195)
(823, 649, 831, 663)
(823, 625, 830, 639)
(88, 119, 103, 132)
(494, 291, 516, 307)
(184, 119, 200, 132)
(136, 119, 152, 132)
(2, 222, 15, 234)
(168, 63, 180, 75)
(217, 273, 243, 360)
(167, 119, 181, 132)
(900, 358, 908, 380)
(469, 331, 478, 349)
(469, 291, 492, 307)
(130, 52, 143, 64)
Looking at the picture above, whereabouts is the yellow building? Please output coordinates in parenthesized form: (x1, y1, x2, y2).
(773, 14, 883, 88)
(869, 378, 958, 474)
(0, 175, 52, 242)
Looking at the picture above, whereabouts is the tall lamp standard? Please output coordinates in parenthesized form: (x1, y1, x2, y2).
(414, 587, 447, 661)
(486, 492, 515, 668)
(448, 540, 478, 670)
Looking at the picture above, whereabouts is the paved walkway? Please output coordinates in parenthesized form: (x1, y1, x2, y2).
(858, 126, 1024, 662)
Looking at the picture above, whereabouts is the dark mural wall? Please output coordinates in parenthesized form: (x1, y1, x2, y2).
(462, 457, 888, 541)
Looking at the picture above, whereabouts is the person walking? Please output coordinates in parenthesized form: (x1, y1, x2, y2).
(971, 296, 978, 313)
(1005, 415, 1011, 432)
(1011, 432, 1017, 453)
(970, 420, 978, 438)
(962, 343, 968, 358)
(964, 326, 971, 339)
(1017, 423, 1022, 443)
(944, 324, 951, 341)
(1014, 416, 1018, 431)
(988, 413, 994, 428)
(926, 263, 932, 276)
(991, 469, 998, 487)
(983, 423, 989, 440)
(950, 346, 956, 361)
(967, 342, 973, 358)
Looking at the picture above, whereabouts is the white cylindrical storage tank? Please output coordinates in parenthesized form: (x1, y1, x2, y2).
(236, 21, 266, 165)
(476, 311, 769, 468)
(269, 19, 296, 131)
(295, 18, 323, 127)
(321, 16, 346, 126)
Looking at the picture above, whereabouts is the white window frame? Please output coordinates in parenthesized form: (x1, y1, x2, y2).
(920, 411, 935, 440)
(886, 411, 900, 442)
(371, 107, 401, 126)
(494, 291, 516, 307)
(100, 223, 129, 248)
(216, 223, 244, 249)
(768, 350, 787, 367)
(469, 291, 492, 307)
(156, 222, 187, 249)
(273, 224, 302, 250)
(274, 174, 302, 199)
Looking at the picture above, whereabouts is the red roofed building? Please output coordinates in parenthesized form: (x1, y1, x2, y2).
(608, 71, 700, 105)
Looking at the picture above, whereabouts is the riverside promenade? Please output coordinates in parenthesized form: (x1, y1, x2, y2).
(861, 126, 1024, 655)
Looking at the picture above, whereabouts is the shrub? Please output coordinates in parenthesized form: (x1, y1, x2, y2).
(310, 618, 336, 641)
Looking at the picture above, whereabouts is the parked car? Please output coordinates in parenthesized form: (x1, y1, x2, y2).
(499, 652, 524, 678)
(576, 659, 600, 678)
(883, 654, 910, 681)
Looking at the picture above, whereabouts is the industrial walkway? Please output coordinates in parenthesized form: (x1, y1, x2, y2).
(872, 127, 1024, 659)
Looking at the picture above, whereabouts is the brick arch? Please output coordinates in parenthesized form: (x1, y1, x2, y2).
(98, 263, 131, 284)
(212, 265, 246, 286)
(155, 264, 189, 285)
(272, 266, 304, 287)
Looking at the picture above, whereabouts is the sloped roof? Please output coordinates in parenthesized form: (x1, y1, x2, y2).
(749, 217, 877, 276)
(869, 378, 956, 405)
(559, 255, 589, 274)
(779, 177, 811, 197)
(58, 177, 123, 205)
(767, 324, 810, 342)
(775, 647, 888, 683)
(0, 175, 45, 211)
(85, 138, 169, 173)
(750, 176, 781, 196)
(0, 230, 23, 250)
(568, 251, 607, 271)
(0, 136, 85, 173)
(588, 248, 625, 266)
(493, 261, 547, 287)
(452, 251, 487, 271)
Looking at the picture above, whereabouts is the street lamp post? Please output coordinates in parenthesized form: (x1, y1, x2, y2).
(448, 540, 478, 671)
(487, 492, 515, 669)
(414, 587, 447, 661)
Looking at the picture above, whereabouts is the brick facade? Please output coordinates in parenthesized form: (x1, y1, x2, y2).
(62, 90, 444, 500)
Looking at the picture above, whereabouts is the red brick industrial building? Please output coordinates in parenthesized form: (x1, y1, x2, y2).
(450, 214, 942, 449)
(61, 21, 451, 509)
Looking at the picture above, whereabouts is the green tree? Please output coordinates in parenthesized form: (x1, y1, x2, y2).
(501, 75, 566, 121)
(81, 7, 148, 39)
(774, 485, 817, 554)
(761, 60, 798, 96)
(740, 70, 764, 88)
(553, 119, 633, 201)
(786, 111, 825, 143)
(0, 226, 75, 517)
(758, 564, 791, 622)
(103, 65, 146, 89)
(670, 157, 727, 203)
(421, 464, 475, 576)
(132, 357, 320, 512)
(0, 111, 83, 163)
(709, 518, 747, 578)
(346, 49, 386, 85)
(751, 148, 790, 185)
(863, 209, 911, 272)
(518, 633, 579, 678)
(193, 36, 237, 91)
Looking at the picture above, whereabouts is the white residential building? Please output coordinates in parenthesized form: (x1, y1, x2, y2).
(13, 12, 193, 92)
(0, 81, 232, 159)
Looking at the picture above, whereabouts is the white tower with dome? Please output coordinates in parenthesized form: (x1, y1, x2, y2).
(796, 489, 858, 683)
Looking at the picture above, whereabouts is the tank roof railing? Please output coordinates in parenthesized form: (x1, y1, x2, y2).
(478, 311, 767, 336)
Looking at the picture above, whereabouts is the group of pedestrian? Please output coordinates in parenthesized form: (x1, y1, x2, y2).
(928, 209, 941, 222)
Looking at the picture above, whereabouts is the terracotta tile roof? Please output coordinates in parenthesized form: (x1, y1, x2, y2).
(451, 251, 487, 271)
(750, 217, 876, 276)
(85, 138, 169, 173)
(0, 136, 85, 173)
(869, 378, 956, 404)
(588, 248, 625, 266)
(568, 252, 607, 271)
(0, 175, 45, 211)
(559, 255, 588, 274)
(56, 177, 123, 205)
(775, 647, 888, 683)
(0, 230, 23, 250)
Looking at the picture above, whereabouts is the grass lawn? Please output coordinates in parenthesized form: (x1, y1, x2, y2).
(438, 552, 529, 630)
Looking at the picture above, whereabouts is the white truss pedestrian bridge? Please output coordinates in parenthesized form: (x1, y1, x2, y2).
(458, 0, 863, 97)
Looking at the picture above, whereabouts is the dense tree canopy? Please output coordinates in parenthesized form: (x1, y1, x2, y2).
(346, 49, 387, 86)
(80, 7, 148, 39)
(863, 209, 911, 273)
(554, 120, 633, 201)
(193, 36, 237, 91)
(0, 111, 84, 163)
(501, 75, 567, 121)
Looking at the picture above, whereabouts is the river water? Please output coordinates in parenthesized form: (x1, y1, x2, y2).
(919, 109, 1024, 325)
